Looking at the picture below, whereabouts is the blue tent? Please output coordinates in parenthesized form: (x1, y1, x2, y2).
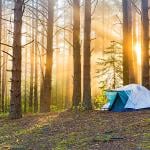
(102, 84, 150, 112)
(105, 90, 131, 112)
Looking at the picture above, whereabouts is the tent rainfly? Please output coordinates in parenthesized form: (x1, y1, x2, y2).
(102, 84, 150, 112)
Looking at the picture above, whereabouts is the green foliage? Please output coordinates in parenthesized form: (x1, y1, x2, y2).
(93, 84, 107, 109)
(50, 105, 65, 112)
(0, 113, 9, 118)
(71, 103, 85, 112)
(141, 119, 150, 149)
(96, 41, 123, 89)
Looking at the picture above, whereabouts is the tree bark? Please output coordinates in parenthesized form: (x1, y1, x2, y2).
(10, 0, 24, 119)
(0, 0, 2, 112)
(132, 6, 138, 83)
(141, 0, 149, 89)
(83, 0, 92, 110)
(65, 32, 72, 108)
(24, 46, 27, 113)
(40, 0, 54, 112)
(29, 0, 35, 112)
(2, 52, 7, 112)
(122, 0, 133, 85)
(34, 0, 38, 113)
(72, 0, 81, 108)
(40, 31, 45, 111)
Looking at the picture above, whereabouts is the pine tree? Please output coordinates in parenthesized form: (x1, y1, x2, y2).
(96, 41, 123, 89)
(34, 0, 39, 113)
(83, 0, 92, 110)
(72, 0, 81, 108)
(10, 0, 24, 119)
(40, 0, 54, 112)
(122, 0, 134, 85)
(141, 0, 149, 89)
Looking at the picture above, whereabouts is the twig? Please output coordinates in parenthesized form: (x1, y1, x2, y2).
(2, 50, 13, 58)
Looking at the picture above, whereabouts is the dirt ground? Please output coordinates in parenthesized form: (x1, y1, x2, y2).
(0, 110, 149, 150)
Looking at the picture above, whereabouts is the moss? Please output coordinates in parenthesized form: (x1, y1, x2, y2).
(141, 133, 150, 149)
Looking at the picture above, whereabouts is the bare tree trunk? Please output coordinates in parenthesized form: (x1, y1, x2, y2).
(10, 0, 24, 119)
(65, 6, 72, 109)
(65, 33, 72, 108)
(24, 45, 27, 113)
(55, 37, 59, 107)
(0, 0, 2, 112)
(123, 0, 129, 85)
(2, 53, 7, 112)
(29, 42, 34, 112)
(29, 0, 35, 112)
(72, 0, 81, 108)
(40, 32, 45, 110)
(122, 0, 134, 85)
(55, 0, 59, 108)
(132, 6, 138, 83)
(34, 0, 38, 113)
(40, 0, 54, 112)
(83, 0, 92, 110)
(5, 71, 8, 113)
(141, 0, 149, 89)
(127, 1, 135, 84)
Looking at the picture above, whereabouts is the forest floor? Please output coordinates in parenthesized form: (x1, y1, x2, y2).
(0, 110, 149, 150)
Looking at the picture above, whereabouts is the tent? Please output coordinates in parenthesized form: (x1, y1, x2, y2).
(102, 84, 150, 112)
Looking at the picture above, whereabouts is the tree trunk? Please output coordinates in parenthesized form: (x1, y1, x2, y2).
(141, 0, 149, 89)
(4, 71, 8, 113)
(65, 6, 73, 109)
(34, 0, 38, 113)
(40, 0, 54, 112)
(2, 52, 7, 112)
(24, 45, 27, 113)
(29, 0, 35, 112)
(122, 0, 134, 85)
(10, 0, 24, 119)
(132, 6, 138, 83)
(72, 0, 81, 108)
(65, 33, 72, 108)
(0, 0, 2, 112)
(40, 31, 45, 111)
(127, 2, 135, 84)
(83, 0, 92, 110)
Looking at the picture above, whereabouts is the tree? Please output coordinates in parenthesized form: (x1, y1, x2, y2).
(2, 52, 7, 112)
(141, 0, 149, 89)
(34, 0, 39, 113)
(10, 0, 24, 119)
(122, 0, 134, 85)
(40, 31, 45, 112)
(55, 0, 59, 107)
(24, 45, 27, 113)
(132, 5, 138, 83)
(0, 0, 2, 112)
(83, 0, 92, 110)
(96, 41, 123, 89)
(40, 0, 54, 112)
(29, 0, 35, 112)
(72, 0, 81, 108)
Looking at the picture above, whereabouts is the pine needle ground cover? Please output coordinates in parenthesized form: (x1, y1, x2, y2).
(0, 111, 149, 150)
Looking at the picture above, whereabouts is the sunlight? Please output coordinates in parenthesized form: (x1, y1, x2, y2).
(135, 42, 141, 65)
(22, 35, 26, 45)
